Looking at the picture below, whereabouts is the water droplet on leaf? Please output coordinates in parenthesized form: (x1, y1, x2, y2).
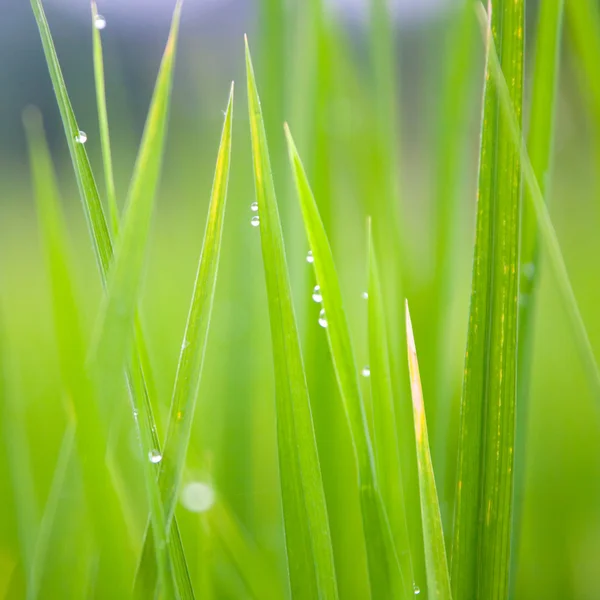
(94, 15, 106, 30)
(75, 131, 87, 144)
(149, 450, 162, 464)
(306, 250, 314, 264)
(318, 308, 328, 328)
(250, 215, 260, 227)
(312, 285, 322, 303)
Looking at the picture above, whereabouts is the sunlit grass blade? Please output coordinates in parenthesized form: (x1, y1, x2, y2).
(513, 0, 564, 585)
(451, 2, 524, 598)
(211, 500, 285, 600)
(367, 221, 413, 595)
(284, 124, 406, 598)
(91, 0, 119, 236)
(88, 2, 184, 596)
(246, 39, 339, 600)
(23, 107, 133, 596)
(405, 301, 451, 600)
(477, 4, 600, 399)
(134, 82, 234, 598)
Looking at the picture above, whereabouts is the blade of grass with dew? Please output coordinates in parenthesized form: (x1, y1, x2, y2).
(134, 83, 234, 598)
(512, 0, 564, 588)
(246, 39, 339, 600)
(285, 124, 407, 599)
(23, 107, 133, 596)
(211, 500, 285, 600)
(405, 302, 452, 600)
(478, 3, 600, 399)
(88, 3, 184, 596)
(91, 0, 118, 236)
(450, 2, 524, 598)
(29, 5, 186, 586)
(366, 221, 413, 596)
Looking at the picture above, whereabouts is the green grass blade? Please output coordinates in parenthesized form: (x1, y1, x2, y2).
(30, 0, 112, 276)
(23, 107, 133, 596)
(134, 83, 234, 598)
(513, 0, 564, 586)
(367, 222, 413, 595)
(91, 0, 119, 236)
(284, 123, 406, 598)
(88, 3, 183, 596)
(450, 2, 524, 598)
(246, 40, 339, 600)
(478, 4, 600, 399)
(405, 302, 452, 600)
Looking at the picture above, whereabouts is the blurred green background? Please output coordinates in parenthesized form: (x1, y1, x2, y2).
(1, 0, 600, 598)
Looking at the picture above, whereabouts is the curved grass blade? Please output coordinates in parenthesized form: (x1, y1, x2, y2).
(284, 124, 406, 598)
(91, 0, 119, 236)
(367, 222, 413, 596)
(246, 39, 339, 600)
(450, 2, 524, 598)
(29, 2, 194, 593)
(88, 3, 184, 596)
(23, 107, 133, 597)
(513, 0, 565, 587)
(478, 3, 600, 399)
(134, 83, 234, 598)
(405, 302, 452, 600)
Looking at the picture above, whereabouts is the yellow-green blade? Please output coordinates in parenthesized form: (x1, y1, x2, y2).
(134, 83, 234, 599)
(405, 302, 452, 600)
(246, 39, 339, 600)
(451, 2, 524, 598)
(284, 124, 406, 599)
(91, 0, 119, 236)
(367, 223, 413, 596)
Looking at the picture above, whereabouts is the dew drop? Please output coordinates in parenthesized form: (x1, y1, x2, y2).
(250, 215, 260, 227)
(306, 250, 314, 264)
(148, 450, 162, 464)
(250, 201, 259, 212)
(413, 584, 421, 595)
(318, 308, 328, 328)
(181, 481, 216, 513)
(361, 366, 371, 378)
(362, 291, 369, 300)
(94, 14, 107, 30)
(523, 262, 535, 280)
(75, 131, 87, 144)
(312, 285, 322, 303)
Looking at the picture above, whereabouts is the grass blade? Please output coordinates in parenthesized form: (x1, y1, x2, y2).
(513, 0, 565, 586)
(284, 124, 406, 598)
(450, 2, 524, 598)
(405, 302, 452, 600)
(478, 4, 600, 398)
(23, 107, 133, 596)
(88, 2, 184, 595)
(246, 39, 339, 600)
(135, 83, 234, 598)
(367, 222, 413, 595)
(91, 0, 119, 236)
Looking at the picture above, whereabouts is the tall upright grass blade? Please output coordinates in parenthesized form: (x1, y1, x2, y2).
(91, 0, 119, 236)
(245, 40, 339, 600)
(405, 302, 452, 600)
(285, 124, 407, 598)
(367, 222, 413, 596)
(135, 83, 234, 598)
(478, 4, 600, 399)
(88, 2, 184, 596)
(513, 0, 564, 585)
(23, 107, 132, 597)
(451, 2, 524, 598)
